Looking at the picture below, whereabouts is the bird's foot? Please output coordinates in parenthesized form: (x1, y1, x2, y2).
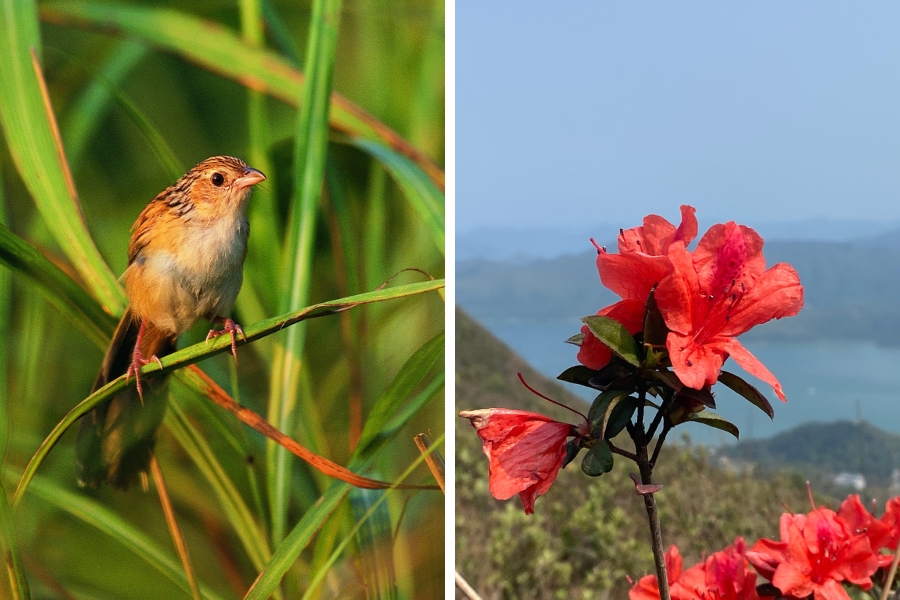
(125, 346, 163, 403)
(206, 318, 245, 365)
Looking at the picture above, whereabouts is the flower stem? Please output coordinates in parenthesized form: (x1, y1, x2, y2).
(638, 446, 670, 600)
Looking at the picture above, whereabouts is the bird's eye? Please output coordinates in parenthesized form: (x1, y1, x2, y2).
(211, 172, 225, 186)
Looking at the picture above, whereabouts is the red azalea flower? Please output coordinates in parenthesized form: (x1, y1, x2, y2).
(655, 222, 803, 401)
(882, 496, 900, 550)
(630, 540, 760, 600)
(459, 408, 580, 514)
(838, 495, 894, 567)
(746, 508, 878, 600)
(680, 538, 761, 600)
(629, 545, 684, 600)
(578, 206, 698, 370)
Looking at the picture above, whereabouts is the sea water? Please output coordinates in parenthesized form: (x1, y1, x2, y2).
(480, 320, 900, 446)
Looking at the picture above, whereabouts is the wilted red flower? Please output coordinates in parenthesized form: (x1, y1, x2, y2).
(578, 206, 698, 370)
(631, 540, 761, 600)
(459, 408, 580, 514)
(746, 508, 878, 600)
(655, 222, 803, 401)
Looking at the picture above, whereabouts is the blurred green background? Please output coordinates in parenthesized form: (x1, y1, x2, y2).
(0, 0, 444, 598)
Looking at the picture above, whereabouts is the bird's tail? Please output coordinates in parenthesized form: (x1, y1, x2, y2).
(75, 308, 176, 489)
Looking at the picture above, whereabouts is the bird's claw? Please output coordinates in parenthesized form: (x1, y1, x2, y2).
(125, 350, 162, 403)
(207, 318, 245, 365)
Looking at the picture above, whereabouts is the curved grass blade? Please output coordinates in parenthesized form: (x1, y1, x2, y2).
(12, 469, 225, 600)
(40, 1, 445, 190)
(13, 279, 444, 506)
(350, 138, 444, 253)
(266, 0, 342, 545)
(0, 0, 124, 312)
(355, 331, 445, 458)
(247, 434, 443, 600)
(0, 222, 116, 348)
(166, 396, 272, 573)
(0, 481, 30, 600)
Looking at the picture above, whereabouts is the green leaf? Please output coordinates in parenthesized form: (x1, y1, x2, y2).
(642, 288, 668, 348)
(0, 0, 125, 313)
(0, 222, 116, 348)
(350, 138, 444, 254)
(581, 315, 640, 366)
(588, 385, 639, 440)
(687, 410, 740, 440)
(718, 370, 774, 420)
(581, 440, 614, 477)
(565, 332, 584, 346)
(556, 365, 600, 388)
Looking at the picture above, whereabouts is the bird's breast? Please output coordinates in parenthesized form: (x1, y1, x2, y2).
(125, 214, 249, 335)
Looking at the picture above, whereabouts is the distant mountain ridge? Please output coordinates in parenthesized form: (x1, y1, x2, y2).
(458, 236, 900, 347)
(458, 218, 900, 261)
(718, 420, 900, 487)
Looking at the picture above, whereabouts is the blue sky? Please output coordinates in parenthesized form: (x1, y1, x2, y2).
(457, 3, 900, 233)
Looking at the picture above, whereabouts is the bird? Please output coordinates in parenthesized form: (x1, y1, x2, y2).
(75, 156, 266, 489)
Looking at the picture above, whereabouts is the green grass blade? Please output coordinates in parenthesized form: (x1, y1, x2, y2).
(0, 0, 125, 313)
(63, 39, 148, 169)
(350, 138, 445, 254)
(166, 396, 272, 573)
(12, 279, 444, 507)
(0, 222, 116, 348)
(40, 1, 444, 189)
(267, 0, 342, 546)
(251, 434, 442, 600)
(348, 488, 397, 600)
(243, 480, 349, 600)
(355, 331, 445, 456)
(0, 481, 30, 600)
(15, 470, 225, 600)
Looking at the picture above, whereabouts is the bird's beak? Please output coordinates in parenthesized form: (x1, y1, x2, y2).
(233, 167, 266, 190)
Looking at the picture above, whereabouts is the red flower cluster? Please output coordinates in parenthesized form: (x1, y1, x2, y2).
(630, 495, 900, 600)
(630, 540, 760, 600)
(579, 206, 804, 402)
(746, 496, 900, 600)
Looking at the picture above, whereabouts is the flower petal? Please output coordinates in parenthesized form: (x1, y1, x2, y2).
(722, 263, 804, 337)
(666, 331, 727, 391)
(598, 250, 672, 302)
(720, 338, 787, 402)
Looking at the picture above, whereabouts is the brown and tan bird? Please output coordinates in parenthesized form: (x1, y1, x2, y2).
(76, 156, 266, 489)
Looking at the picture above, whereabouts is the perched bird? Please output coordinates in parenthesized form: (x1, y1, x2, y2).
(76, 156, 266, 489)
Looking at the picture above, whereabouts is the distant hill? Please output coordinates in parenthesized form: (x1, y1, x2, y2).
(458, 238, 900, 346)
(718, 420, 900, 487)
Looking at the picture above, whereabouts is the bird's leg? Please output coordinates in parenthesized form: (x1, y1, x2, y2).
(125, 320, 164, 402)
(206, 317, 245, 365)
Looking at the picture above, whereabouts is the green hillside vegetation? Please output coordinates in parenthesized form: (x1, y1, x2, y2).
(720, 420, 900, 493)
(456, 308, 824, 599)
(458, 239, 900, 346)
